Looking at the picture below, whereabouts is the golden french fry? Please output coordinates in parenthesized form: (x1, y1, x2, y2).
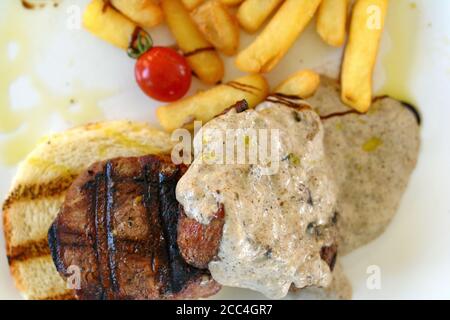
(162, 0, 224, 85)
(274, 70, 320, 98)
(191, 0, 240, 56)
(341, 0, 388, 112)
(157, 74, 269, 132)
(111, 0, 163, 28)
(220, 0, 244, 6)
(317, 0, 349, 47)
(83, 0, 137, 50)
(236, 0, 322, 73)
(181, 0, 205, 10)
(237, 0, 283, 33)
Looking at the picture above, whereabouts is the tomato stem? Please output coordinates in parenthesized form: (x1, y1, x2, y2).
(128, 30, 153, 59)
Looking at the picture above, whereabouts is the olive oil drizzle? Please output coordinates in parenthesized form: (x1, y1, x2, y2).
(0, 3, 110, 165)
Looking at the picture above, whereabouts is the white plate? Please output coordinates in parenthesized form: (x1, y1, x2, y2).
(1, 0, 449, 300)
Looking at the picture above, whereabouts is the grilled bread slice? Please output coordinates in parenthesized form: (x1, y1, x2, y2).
(2, 121, 175, 300)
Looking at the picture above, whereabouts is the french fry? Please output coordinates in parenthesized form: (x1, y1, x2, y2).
(341, 0, 388, 112)
(157, 74, 269, 132)
(83, 0, 137, 50)
(111, 0, 163, 28)
(191, 0, 240, 56)
(181, 0, 205, 10)
(317, 0, 349, 47)
(274, 70, 320, 98)
(235, 0, 322, 73)
(220, 0, 244, 6)
(162, 0, 224, 85)
(237, 0, 283, 33)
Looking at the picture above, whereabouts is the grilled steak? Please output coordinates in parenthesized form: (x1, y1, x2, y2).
(48, 155, 220, 300)
(320, 244, 338, 271)
(177, 205, 225, 269)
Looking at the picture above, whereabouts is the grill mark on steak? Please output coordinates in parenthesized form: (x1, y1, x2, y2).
(141, 160, 169, 295)
(48, 155, 220, 300)
(157, 163, 210, 294)
(159, 165, 184, 293)
(92, 171, 104, 299)
(105, 161, 119, 296)
(48, 223, 64, 273)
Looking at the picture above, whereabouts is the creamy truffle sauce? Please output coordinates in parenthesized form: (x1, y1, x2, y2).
(176, 78, 421, 299)
(306, 77, 421, 254)
(176, 102, 337, 299)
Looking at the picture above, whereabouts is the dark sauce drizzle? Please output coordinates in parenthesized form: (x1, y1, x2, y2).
(320, 96, 421, 125)
(22, 0, 59, 9)
(273, 92, 304, 100)
(225, 81, 260, 95)
(183, 47, 215, 57)
(319, 110, 359, 120)
(400, 101, 422, 125)
(102, 0, 113, 12)
(373, 95, 421, 125)
(265, 95, 311, 110)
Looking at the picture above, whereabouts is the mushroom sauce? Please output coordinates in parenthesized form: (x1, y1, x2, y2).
(176, 77, 420, 299)
(176, 101, 337, 299)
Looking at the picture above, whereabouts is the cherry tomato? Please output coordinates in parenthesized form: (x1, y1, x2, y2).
(135, 47, 192, 102)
